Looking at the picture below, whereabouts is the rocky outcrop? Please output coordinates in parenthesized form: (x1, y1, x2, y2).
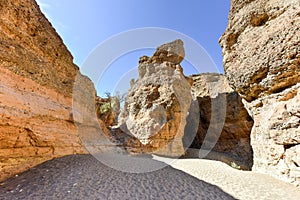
(184, 73, 253, 169)
(118, 39, 192, 157)
(0, 0, 98, 181)
(220, 0, 300, 186)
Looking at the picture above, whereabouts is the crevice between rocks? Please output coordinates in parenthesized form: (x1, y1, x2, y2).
(283, 143, 299, 150)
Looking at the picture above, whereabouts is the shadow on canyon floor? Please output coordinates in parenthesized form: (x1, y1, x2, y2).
(0, 154, 236, 200)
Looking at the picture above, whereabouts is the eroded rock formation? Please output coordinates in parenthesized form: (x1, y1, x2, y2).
(0, 0, 99, 181)
(118, 39, 192, 157)
(185, 73, 253, 169)
(220, 0, 300, 186)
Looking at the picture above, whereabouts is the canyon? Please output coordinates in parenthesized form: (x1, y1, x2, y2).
(0, 0, 299, 189)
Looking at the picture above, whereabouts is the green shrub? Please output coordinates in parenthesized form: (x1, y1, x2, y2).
(99, 102, 111, 114)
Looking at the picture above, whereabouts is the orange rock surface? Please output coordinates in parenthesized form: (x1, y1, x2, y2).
(0, 0, 99, 181)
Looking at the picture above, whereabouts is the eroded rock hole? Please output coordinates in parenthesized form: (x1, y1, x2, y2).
(250, 13, 269, 27)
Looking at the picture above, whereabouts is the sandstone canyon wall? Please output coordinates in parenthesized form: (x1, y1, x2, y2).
(185, 73, 253, 169)
(0, 0, 97, 181)
(220, 0, 300, 186)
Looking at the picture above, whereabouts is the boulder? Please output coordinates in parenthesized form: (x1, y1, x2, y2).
(220, 0, 300, 186)
(118, 40, 192, 157)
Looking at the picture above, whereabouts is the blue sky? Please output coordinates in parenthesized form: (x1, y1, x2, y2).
(36, 0, 230, 96)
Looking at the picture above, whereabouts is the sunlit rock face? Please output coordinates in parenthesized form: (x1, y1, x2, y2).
(0, 0, 100, 181)
(220, 0, 300, 186)
(118, 40, 192, 157)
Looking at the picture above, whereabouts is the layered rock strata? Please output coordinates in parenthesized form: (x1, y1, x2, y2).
(220, 0, 300, 186)
(0, 0, 99, 181)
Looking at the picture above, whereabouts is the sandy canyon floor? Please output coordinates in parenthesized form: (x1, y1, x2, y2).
(0, 154, 299, 200)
